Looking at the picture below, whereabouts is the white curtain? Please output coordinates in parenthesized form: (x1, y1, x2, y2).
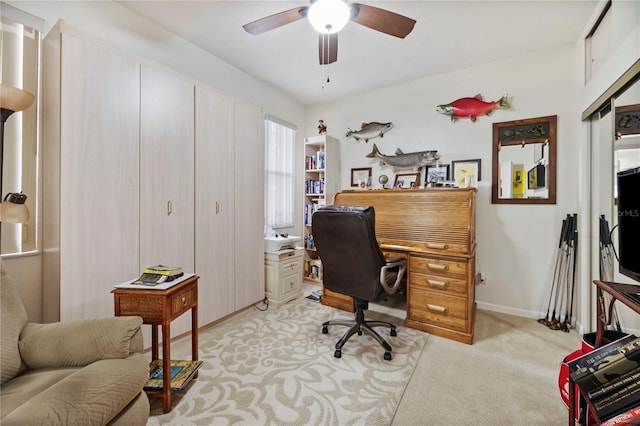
(264, 116, 296, 228)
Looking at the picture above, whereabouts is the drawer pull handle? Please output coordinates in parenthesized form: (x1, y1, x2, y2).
(181, 296, 187, 306)
(427, 242, 448, 250)
(428, 263, 448, 272)
(167, 200, 173, 216)
(427, 304, 448, 314)
(428, 279, 448, 288)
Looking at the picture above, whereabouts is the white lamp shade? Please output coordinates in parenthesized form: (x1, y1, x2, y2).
(0, 85, 35, 113)
(0, 193, 29, 223)
(308, 0, 350, 34)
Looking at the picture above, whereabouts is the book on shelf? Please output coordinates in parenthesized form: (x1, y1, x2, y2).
(601, 405, 640, 426)
(569, 334, 637, 373)
(144, 359, 203, 391)
(592, 378, 640, 421)
(570, 335, 640, 391)
(588, 366, 640, 400)
(316, 151, 325, 169)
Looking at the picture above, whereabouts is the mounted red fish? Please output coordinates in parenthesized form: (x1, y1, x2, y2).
(437, 94, 510, 122)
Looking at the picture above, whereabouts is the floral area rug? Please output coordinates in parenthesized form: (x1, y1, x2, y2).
(147, 296, 429, 425)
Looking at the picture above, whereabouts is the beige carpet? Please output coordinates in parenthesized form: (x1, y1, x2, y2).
(147, 293, 428, 425)
(391, 309, 582, 426)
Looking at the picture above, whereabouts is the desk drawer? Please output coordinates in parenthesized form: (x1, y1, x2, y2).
(410, 272, 467, 296)
(171, 287, 195, 317)
(408, 288, 467, 332)
(117, 296, 163, 322)
(410, 255, 467, 279)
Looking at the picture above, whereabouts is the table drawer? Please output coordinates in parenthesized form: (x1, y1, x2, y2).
(410, 255, 467, 279)
(408, 288, 468, 332)
(117, 296, 163, 322)
(171, 287, 195, 317)
(410, 272, 468, 296)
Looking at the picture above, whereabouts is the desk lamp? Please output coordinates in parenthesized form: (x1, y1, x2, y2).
(0, 84, 36, 251)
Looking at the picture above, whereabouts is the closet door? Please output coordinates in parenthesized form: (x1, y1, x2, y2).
(234, 99, 265, 308)
(139, 64, 194, 271)
(140, 64, 195, 337)
(42, 28, 141, 322)
(194, 85, 235, 324)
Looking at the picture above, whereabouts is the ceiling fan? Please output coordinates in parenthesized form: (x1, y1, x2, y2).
(242, 0, 416, 65)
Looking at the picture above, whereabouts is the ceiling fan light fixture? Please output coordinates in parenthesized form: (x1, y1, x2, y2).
(308, 0, 350, 34)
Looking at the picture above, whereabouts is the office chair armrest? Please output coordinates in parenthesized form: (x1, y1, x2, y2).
(380, 259, 406, 295)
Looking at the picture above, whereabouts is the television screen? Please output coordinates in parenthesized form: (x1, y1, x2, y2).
(617, 166, 640, 283)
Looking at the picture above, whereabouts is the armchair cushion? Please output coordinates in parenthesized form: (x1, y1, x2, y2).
(1, 353, 149, 426)
(0, 263, 28, 385)
(19, 316, 144, 369)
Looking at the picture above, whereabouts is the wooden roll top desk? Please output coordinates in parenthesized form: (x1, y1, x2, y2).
(323, 188, 477, 344)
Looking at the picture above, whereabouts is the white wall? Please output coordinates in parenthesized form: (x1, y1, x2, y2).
(305, 44, 580, 318)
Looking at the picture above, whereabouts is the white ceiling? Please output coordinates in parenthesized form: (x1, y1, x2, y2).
(119, 1, 599, 105)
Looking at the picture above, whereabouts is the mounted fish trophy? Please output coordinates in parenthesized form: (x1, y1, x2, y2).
(437, 94, 510, 123)
(367, 143, 439, 172)
(346, 122, 393, 142)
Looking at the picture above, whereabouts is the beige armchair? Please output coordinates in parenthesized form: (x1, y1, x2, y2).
(1, 261, 150, 425)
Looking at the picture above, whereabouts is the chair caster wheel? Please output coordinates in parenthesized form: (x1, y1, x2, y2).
(357, 330, 363, 336)
(322, 326, 328, 334)
(334, 350, 342, 358)
(384, 352, 392, 361)
(390, 328, 397, 337)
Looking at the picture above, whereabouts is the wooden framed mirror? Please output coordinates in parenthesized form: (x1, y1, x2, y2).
(492, 115, 557, 204)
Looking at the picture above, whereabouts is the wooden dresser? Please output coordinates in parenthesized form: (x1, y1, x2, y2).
(324, 188, 477, 344)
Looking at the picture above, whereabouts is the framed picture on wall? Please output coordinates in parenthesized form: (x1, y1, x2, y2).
(351, 167, 372, 188)
(425, 164, 449, 184)
(393, 172, 420, 189)
(452, 159, 481, 188)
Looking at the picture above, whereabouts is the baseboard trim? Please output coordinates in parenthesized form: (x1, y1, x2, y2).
(476, 302, 640, 337)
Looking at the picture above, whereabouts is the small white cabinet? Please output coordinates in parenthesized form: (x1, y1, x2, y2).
(264, 249, 304, 306)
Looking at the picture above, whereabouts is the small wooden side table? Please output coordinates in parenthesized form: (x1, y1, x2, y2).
(112, 274, 199, 413)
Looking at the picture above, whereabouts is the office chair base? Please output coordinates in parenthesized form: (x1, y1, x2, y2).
(322, 319, 396, 361)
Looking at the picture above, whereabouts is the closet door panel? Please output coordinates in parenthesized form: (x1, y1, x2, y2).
(234, 100, 265, 308)
(57, 33, 140, 321)
(195, 85, 235, 324)
(139, 64, 195, 272)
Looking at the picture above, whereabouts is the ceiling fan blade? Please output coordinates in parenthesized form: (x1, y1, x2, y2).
(350, 3, 416, 39)
(318, 33, 338, 65)
(243, 7, 308, 35)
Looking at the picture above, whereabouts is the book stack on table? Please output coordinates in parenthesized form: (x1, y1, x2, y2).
(133, 265, 184, 285)
(570, 335, 640, 423)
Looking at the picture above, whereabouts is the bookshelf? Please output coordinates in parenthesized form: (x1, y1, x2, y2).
(303, 134, 340, 282)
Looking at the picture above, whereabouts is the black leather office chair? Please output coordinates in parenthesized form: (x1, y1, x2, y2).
(312, 205, 406, 360)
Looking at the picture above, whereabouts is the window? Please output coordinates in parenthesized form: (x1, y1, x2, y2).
(1, 9, 42, 256)
(264, 115, 296, 229)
